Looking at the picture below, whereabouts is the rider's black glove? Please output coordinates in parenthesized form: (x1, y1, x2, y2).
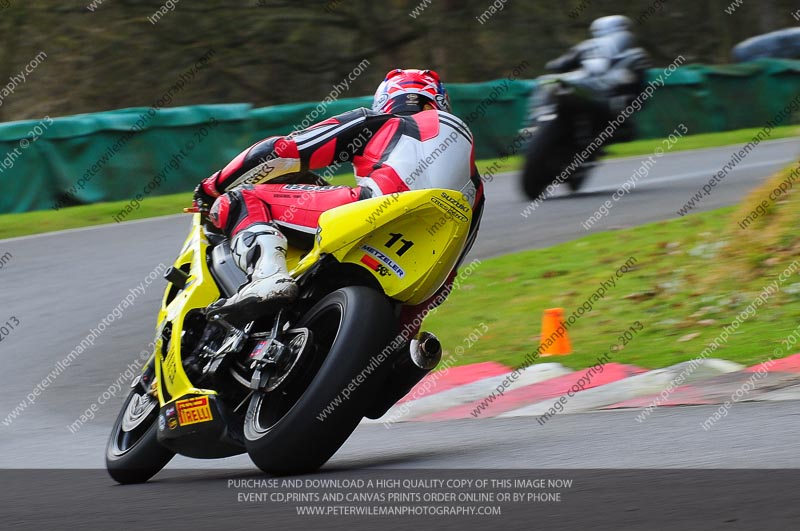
(192, 183, 217, 214)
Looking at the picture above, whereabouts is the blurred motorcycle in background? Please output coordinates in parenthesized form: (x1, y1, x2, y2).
(519, 15, 650, 200)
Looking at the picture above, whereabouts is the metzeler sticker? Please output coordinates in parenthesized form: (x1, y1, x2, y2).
(430, 197, 469, 223)
(361, 245, 405, 278)
(176, 396, 213, 426)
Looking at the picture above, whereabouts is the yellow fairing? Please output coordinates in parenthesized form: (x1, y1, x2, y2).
(153, 215, 222, 406)
(153, 216, 305, 406)
(153, 190, 470, 404)
(291, 189, 472, 305)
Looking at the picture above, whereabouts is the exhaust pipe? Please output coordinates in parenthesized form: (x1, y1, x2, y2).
(410, 332, 442, 370)
(364, 332, 443, 420)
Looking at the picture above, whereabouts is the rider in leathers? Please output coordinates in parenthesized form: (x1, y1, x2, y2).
(541, 15, 650, 116)
(192, 69, 484, 344)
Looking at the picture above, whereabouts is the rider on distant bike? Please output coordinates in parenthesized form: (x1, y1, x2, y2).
(193, 69, 484, 340)
(539, 15, 650, 117)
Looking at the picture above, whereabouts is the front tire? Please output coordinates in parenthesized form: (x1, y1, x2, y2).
(521, 117, 576, 200)
(244, 286, 396, 475)
(106, 382, 174, 484)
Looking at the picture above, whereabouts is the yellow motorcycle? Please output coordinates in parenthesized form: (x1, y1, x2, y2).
(105, 188, 472, 483)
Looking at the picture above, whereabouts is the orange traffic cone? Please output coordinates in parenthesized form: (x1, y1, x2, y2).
(539, 308, 572, 356)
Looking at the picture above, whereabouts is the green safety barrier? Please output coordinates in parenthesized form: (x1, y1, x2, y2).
(448, 79, 536, 159)
(0, 59, 798, 214)
(634, 58, 800, 138)
(0, 104, 252, 214)
(243, 78, 534, 160)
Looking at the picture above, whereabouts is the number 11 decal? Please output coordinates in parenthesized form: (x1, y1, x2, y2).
(385, 232, 414, 256)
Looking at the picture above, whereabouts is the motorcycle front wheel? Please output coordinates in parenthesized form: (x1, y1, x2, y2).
(106, 373, 174, 484)
(244, 286, 396, 475)
(521, 117, 579, 200)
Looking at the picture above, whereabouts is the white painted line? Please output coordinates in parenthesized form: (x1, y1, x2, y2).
(574, 158, 796, 195)
(490, 137, 800, 182)
(630, 159, 795, 188)
(597, 137, 800, 165)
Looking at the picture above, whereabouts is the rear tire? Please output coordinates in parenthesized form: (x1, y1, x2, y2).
(244, 286, 396, 475)
(106, 384, 174, 484)
(566, 170, 588, 192)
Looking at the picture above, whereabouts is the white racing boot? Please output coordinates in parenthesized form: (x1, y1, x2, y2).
(208, 224, 298, 320)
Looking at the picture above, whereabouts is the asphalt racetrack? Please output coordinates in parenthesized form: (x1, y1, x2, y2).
(1, 139, 799, 529)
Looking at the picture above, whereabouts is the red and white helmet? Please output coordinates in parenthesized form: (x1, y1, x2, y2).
(372, 68, 451, 115)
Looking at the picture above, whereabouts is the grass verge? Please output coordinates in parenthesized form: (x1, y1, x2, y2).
(425, 162, 800, 370)
(1, 126, 796, 240)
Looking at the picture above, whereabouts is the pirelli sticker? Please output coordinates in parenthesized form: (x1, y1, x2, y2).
(176, 396, 213, 427)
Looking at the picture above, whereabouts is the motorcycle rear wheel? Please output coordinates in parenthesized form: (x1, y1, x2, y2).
(566, 168, 588, 192)
(244, 286, 396, 475)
